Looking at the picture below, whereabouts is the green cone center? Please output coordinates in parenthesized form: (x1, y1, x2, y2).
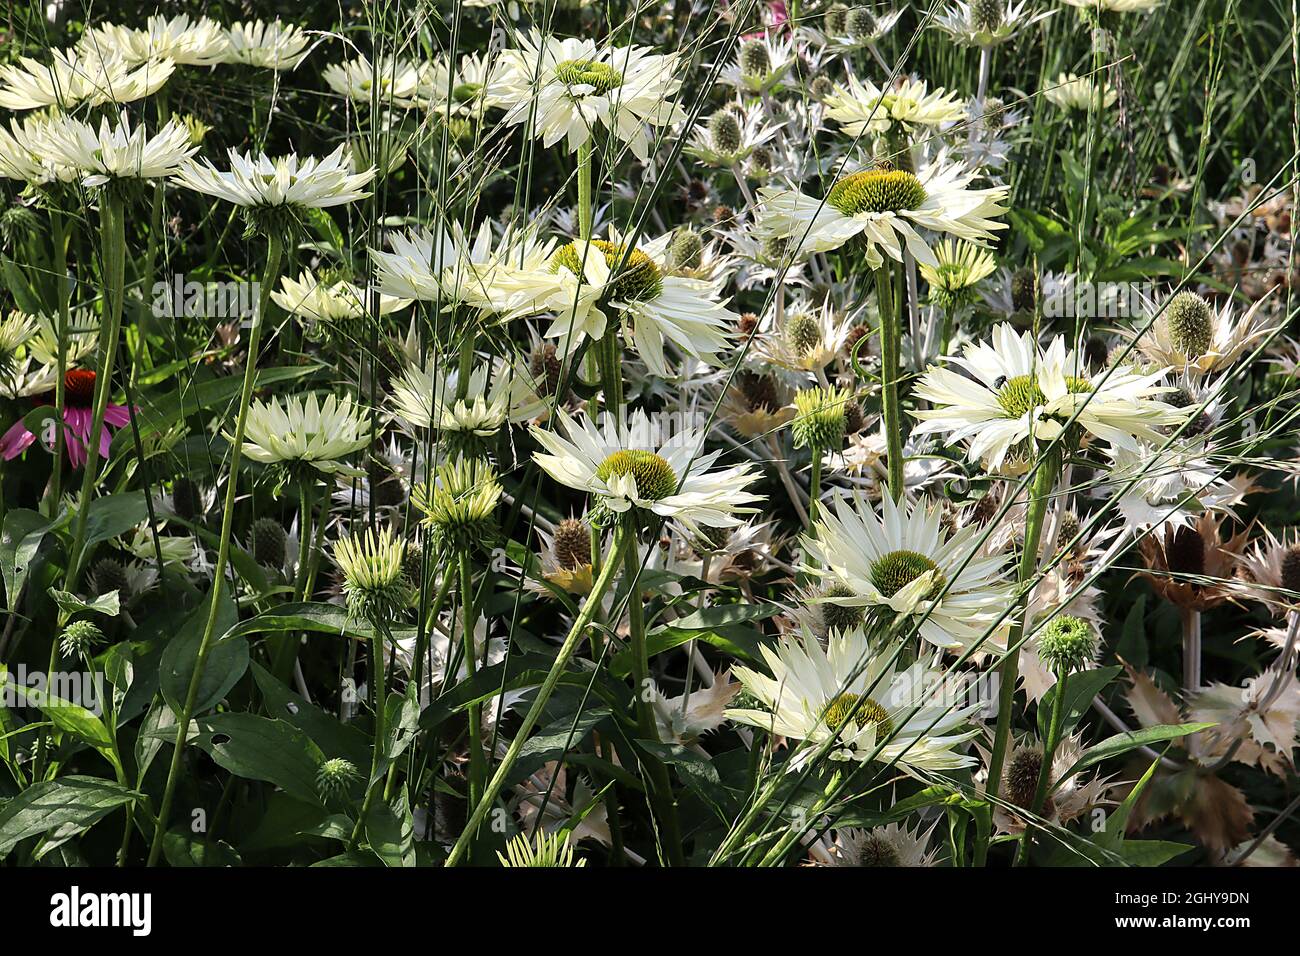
(828, 169, 927, 216)
(554, 59, 624, 93)
(822, 692, 894, 738)
(553, 239, 664, 303)
(870, 549, 944, 599)
(596, 450, 678, 500)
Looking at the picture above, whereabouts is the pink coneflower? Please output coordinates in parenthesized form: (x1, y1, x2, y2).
(0, 368, 132, 468)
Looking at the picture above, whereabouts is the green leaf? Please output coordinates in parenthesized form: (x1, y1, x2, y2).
(1060, 723, 1216, 781)
(159, 587, 244, 716)
(49, 587, 120, 619)
(0, 777, 138, 859)
(161, 832, 242, 867)
(365, 787, 416, 867)
(250, 663, 370, 767)
(667, 604, 777, 630)
(2, 509, 62, 612)
(1038, 665, 1121, 741)
(186, 713, 325, 806)
(1119, 840, 1193, 866)
(613, 625, 766, 679)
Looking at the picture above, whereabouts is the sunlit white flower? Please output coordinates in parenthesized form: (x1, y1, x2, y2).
(83, 14, 229, 67)
(1062, 0, 1163, 12)
(919, 239, 997, 311)
(222, 20, 311, 70)
(389, 354, 546, 435)
(913, 324, 1187, 470)
(238, 393, 372, 476)
(271, 271, 410, 324)
(758, 152, 1009, 269)
(493, 32, 684, 160)
(0, 47, 174, 110)
(932, 1, 1054, 47)
(726, 626, 980, 773)
(823, 75, 967, 137)
(414, 52, 504, 117)
(805, 491, 1015, 652)
(1043, 72, 1117, 112)
(531, 408, 763, 533)
(174, 146, 375, 209)
(324, 54, 431, 107)
(819, 820, 942, 866)
(1093, 440, 1253, 531)
(0, 118, 55, 183)
(33, 111, 196, 186)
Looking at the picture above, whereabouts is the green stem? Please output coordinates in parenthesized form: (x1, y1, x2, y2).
(576, 139, 593, 242)
(65, 191, 127, 587)
(1016, 667, 1068, 865)
(147, 231, 285, 866)
(874, 264, 905, 501)
(445, 525, 632, 866)
(48, 209, 71, 515)
(269, 472, 315, 682)
(459, 549, 486, 809)
(977, 448, 1059, 865)
(348, 629, 389, 851)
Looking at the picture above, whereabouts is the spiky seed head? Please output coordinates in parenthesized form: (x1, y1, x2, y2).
(1165, 291, 1214, 358)
(413, 458, 502, 554)
(1010, 267, 1037, 312)
(869, 549, 945, 600)
(748, 146, 773, 175)
(844, 6, 877, 37)
(792, 385, 849, 450)
(332, 527, 410, 624)
(971, 0, 1005, 32)
(667, 227, 704, 272)
(595, 449, 678, 501)
(1280, 546, 1300, 595)
(1037, 614, 1097, 674)
(820, 582, 865, 632)
(315, 757, 361, 803)
(843, 399, 866, 435)
(59, 620, 104, 659)
(737, 370, 779, 412)
(552, 239, 663, 303)
(824, 3, 850, 33)
(171, 478, 203, 522)
(1166, 524, 1206, 577)
(553, 59, 624, 93)
(1166, 386, 1195, 409)
(693, 523, 733, 556)
(1056, 511, 1081, 553)
(784, 311, 822, 356)
(707, 110, 743, 155)
(554, 518, 592, 570)
(811, 75, 834, 100)
(1, 205, 40, 246)
(827, 169, 927, 216)
(528, 342, 565, 398)
(736, 311, 759, 337)
(89, 557, 129, 599)
(854, 830, 902, 867)
(250, 517, 288, 569)
(822, 692, 893, 739)
(401, 536, 425, 587)
(739, 40, 771, 77)
(1004, 744, 1047, 811)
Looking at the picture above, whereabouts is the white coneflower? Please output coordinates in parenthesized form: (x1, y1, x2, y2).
(238, 393, 372, 476)
(33, 111, 196, 187)
(823, 76, 967, 137)
(0, 47, 174, 111)
(173, 147, 375, 234)
(912, 323, 1187, 471)
(222, 20, 312, 70)
(412, 457, 503, 554)
(1130, 289, 1276, 376)
(271, 270, 409, 325)
(493, 32, 684, 160)
(0, 311, 38, 385)
(918, 239, 997, 311)
(530, 408, 763, 534)
(757, 152, 1009, 268)
(1043, 72, 1118, 112)
(332, 527, 410, 623)
(0, 118, 52, 183)
(414, 52, 503, 117)
(726, 626, 980, 773)
(804, 491, 1016, 652)
(323, 54, 431, 107)
(389, 355, 546, 437)
(932, 1, 1055, 47)
(1062, 0, 1163, 12)
(530, 230, 738, 377)
(83, 14, 230, 67)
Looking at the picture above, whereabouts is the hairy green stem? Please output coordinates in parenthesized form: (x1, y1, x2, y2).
(874, 264, 905, 500)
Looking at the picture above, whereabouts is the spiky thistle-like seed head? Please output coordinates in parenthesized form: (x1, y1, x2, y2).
(1166, 524, 1206, 578)
(1281, 545, 1300, 596)
(1011, 267, 1037, 312)
(784, 311, 822, 356)
(843, 399, 866, 435)
(528, 342, 565, 398)
(1165, 291, 1214, 358)
(89, 557, 129, 599)
(59, 620, 104, 659)
(1004, 744, 1049, 812)
(1056, 511, 1081, 554)
(1036, 614, 1097, 674)
(737, 370, 780, 412)
(595, 449, 678, 501)
(827, 168, 927, 217)
(844, 6, 877, 37)
(739, 39, 771, 77)
(553, 518, 592, 570)
(707, 109, 743, 155)
(811, 75, 835, 100)
(792, 385, 850, 450)
(250, 517, 288, 569)
(824, 3, 850, 33)
(853, 831, 902, 867)
(667, 227, 704, 272)
(315, 757, 362, 804)
(971, 0, 1005, 32)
